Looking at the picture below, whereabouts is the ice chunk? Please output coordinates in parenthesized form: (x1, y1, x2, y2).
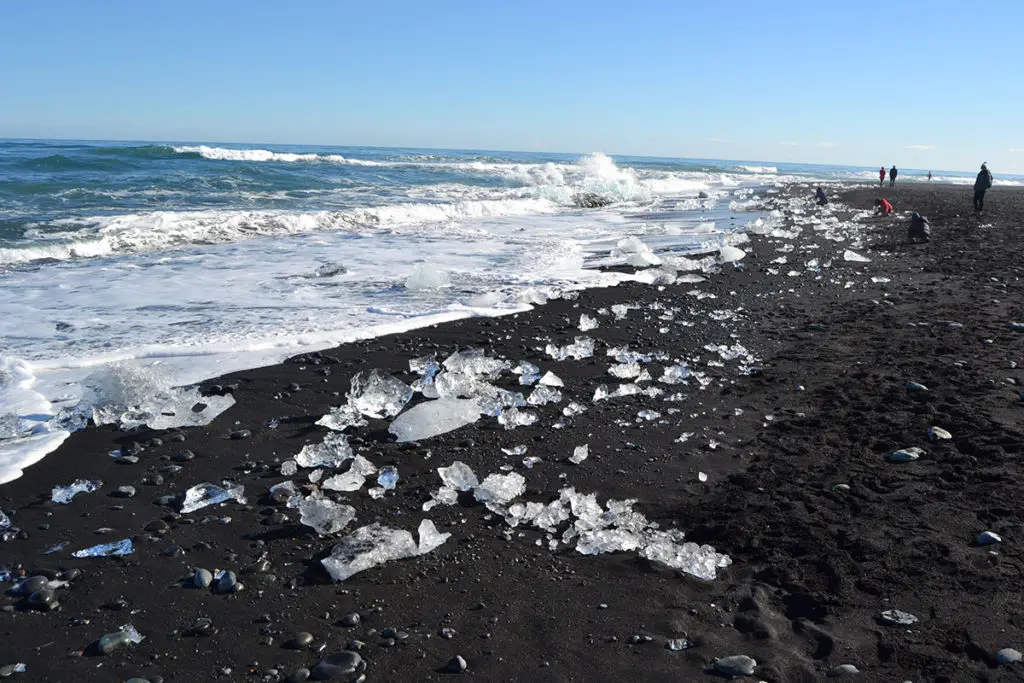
(512, 361, 540, 385)
(502, 445, 527, 456)
(443, 348, 511, 377)
(637, 410, 661, 421)
(593, 385, 611, 402)
(538, 371, 564, 387)
(269, 480, 300, 506)
(295, 432, 354, 468)
(180, 481, 246, 513)
(578, 314, 599, 331)
(563, 401, 587, 417)
(349, 370, 413, 419)
(522, 456, 542, 469)
(409, 355, 440, 378)
(611, 304, 631, 319)
(497, 408, 538, 430)
(52, 479, 102, 504)
(280, 460, 298, 476)
(0, 509, 11, 531)
(321, 455, 377, 492)
(843, 249, 871, 262)
(527, 385, 563, 406)
(609, 363, 642, 379)
(569, 444, 589, 465)
(438, 461, 479, 491)
(299, 496, 356, 535)
(72, 538, 134, 558)
(423, 485, 459, 511)
(613, 237, 662, 267)
(377, 466, 399, 491)
(388, 397, 482, 442)
(321, 519, 450, 582)
(661, 364, 691, 384)
(316, 404, 367, 432)
(576, 528, 645, 554)
(719, 245, 746, 263)
(545, 337, 595, 361)
(474, 472, 526, 506)
(640, 535, 733, 581)
(405, 263, 450, 289)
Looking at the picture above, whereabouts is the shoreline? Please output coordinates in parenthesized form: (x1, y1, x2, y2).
(2, 182, 1023, 681)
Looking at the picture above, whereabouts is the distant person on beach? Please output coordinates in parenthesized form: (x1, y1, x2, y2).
(928, 171, 933, 181)
(874, 198, 893, 216)
(974, 163, 993, 211)
(879, 167, 886, 187)
(815, 186, 828, 205)
(908, 212, 931, 242)
(889, 165, 898, 187)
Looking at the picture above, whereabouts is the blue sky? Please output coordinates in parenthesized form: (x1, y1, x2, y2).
(2, 0, 1021, 172)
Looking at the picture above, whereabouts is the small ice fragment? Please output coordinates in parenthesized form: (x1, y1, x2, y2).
(593, 385, 610, 402)
(527, 385, 563, 406)
(502, 445, 528, 456)
(637, 410, 661, 421)
(438, 461, 479, 491)
(843, 249, 871, 263)
(409, 355, 440, 378)
(523, 456, 542, 469)
(887, 447, 925, 463)
(52, 479, 102, 504)
(119, 623, 146, 644)
(405, 262, 450, 289)
(367, 486, 386, 499)
(443, 348, 511, 376)
(497, 408, 538, 430)
(377, 466, 399, 491)
(298, 497, 356, 535)
(545, 337, 595, 361)
(180, 481, 246, 513)
(423, 485, 458, 511)
(348, 370, 413, 418)
(719, 245, 746, 263)
(280, 460, 298, 476)
(43, 541, 69, 555)
(928, 426, 952, 441)
(611, 304, 631, 319)
(538, 371, 564, 387)
(72, 538, 134, 558)
(474, 472, 526, 505)
(320, 519, 449, 582)
(698, 472, 708, 482)
(316, 404, 367, 432)
(578, 314, 599, 331)
(568, 445, 589, 465)
(660, 364, 691, 384)
(295, 432, 354, 468)
(563, 401, 587, 417)
(417, 519, 451, 554)
(269, 481, 299, 506)
(879, 609, 918, 626)
(388, 398, 482, 442)
(0, 510, 11, 532)
(614, 237, 662, 267)
(321, 455, 377, 492)
(512, 361, 540, 377)
(609, 362, 642, 379)
(639, 536, 732, 580)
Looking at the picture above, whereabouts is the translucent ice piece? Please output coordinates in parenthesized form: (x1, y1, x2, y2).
(640, 535, 732, 581)
(416, 519, 451, 554)
(609, 363, 642, 379)
(512, 361, 540, 377)
(563, 402, 587, 416)
(443, 348, 511, 377)
(422, 485, 458, 511)
(52, 479, 102, 504)
(388, 398, 482, 442)
(321, 455, 377, 492)
(280, 460, 298, 476)
(474, 472, 526, 506)
(843, 249, 871, 263)
(438, 461, 479, 491)
(545, 337, 595, 361)
(578, 314, 599, 331)
(316, 404, 367, 432)
(637, 410, 662, 421)
(321, 519, 449, 582)
(719, 245, 745, 263)
(538, 371, 564, 387)
(501, 445, 528, 456)
(527, 385, 563, 406)
(409, 355, 440, 379)
(269, 480, 300, 506)
(497, 408, 538, 430)
(568, 444, 589, 465)
(661, 364, 691, 384)
(295, 432, 353, 468)
(377, 466, 399, 491)
(0, 509, 11, 531)
(576, 528, 645, 555)
(119, 623, 146, 644)
(72, 538, 134, 557)
(298, 496, 356, 535)
(348, 370, 413, 419)
(180, 481, 246, 513)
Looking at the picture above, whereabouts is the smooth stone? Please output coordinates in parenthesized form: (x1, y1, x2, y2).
(229, 429, 252, 440)
(173, 450, 195, 462)
(0, 664, 25, 677)
(927, 426, 952, 441)
(145, 520, 170, 533)
(125, 679, 151, 683)
(337, 612, 360, 627)
(288, 632, 314, 649)
(880, 610, 918, 626)
(887, 447, 924, 463)
(827, 664, 861, 677)
(442, 655, 468, 673)
(977, 531, 1002, 546)
(213, 571, 239, 594)
(96, 631, 132, 655)
(906, 382, 929, 392)
(26, 588, 56, 609)
(380, 627, 408, 640)
(713, 655, 757, 677)
(310, 651, 362, 680)
(192, 568, 213, 589)
(995, 648, 1022, 664)
(184, 617, 215, 637)
(113, 486, 137, 498)
(287, 669, 311, 683)
(15, 576, 48, 594)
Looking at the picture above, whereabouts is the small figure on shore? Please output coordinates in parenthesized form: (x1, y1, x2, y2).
(974, 162, 993, 212)
(815, 186, 828, 205)
(874, 198, 893, 216)
(889, 165, 898, 187)
(879, 167, 886, 187)
(908, 212, 931, 242)
(927, 171, 933, 181)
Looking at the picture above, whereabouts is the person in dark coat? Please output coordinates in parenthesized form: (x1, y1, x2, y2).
(889, 165, 898, 187)
(974, 163, 993, 211)
(908, 212, 930, 242)
(815, 186, 828, 205)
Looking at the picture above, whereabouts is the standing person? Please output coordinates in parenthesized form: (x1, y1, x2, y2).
(889, 165, 898, 187)
(815, 186, 828, 205)
(879, 166, 886, 187)
(927, 171, 933, 181)
(974, 162, 993, 212)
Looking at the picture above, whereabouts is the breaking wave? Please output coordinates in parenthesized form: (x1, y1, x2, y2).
(173, 145, 385, 166)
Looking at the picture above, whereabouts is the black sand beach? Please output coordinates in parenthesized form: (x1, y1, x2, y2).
(2, 182, 1023, 682)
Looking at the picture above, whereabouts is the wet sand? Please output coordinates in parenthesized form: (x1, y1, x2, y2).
(1, 182, 1023, 682)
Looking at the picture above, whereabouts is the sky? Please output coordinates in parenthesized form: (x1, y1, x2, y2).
(1, 0, 1022, 172)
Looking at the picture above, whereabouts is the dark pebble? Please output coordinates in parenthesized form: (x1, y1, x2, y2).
(15, 576, 48, 595)
(145, 520, 170, 533)
(27, 588, 57, 610)
(184, 617, 216, 637)
(310, 651, 362, 679)
(229, 430, 252, 440)
(337, 613, 360, 627)
(96, 631, 132, 654)
(173, 450, 195, 462)
(168, 432, 187, 442)
(192, 568, 213, 589)
(287, 632, 314, 649)
(443, 655, 467, 673)
(286, 668, 311, 683)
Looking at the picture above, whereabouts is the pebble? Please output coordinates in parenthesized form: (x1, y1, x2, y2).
(995, 648, 1022, 664)
(113, 455, 140, 465)
(0, 664, 25, 678)
(310, 651, 362, 679)
(213, 571, 240, 594)
(229, 429, 252, 440)
(887, 447, 924, 463)
(906, 382, 929, 393)
(95, 631, 132, 655)
(977, 531, 1002, 546)
(380, 627, 408, 641)
(169, 432, 187, 442)
(113, 486, 137, 498)
(145, 520, 170, 533)
(172, 450, 195, 462)
(713, 655, 757, 677)
(287, 632, 314, 649)
(337, 612, 360, 627)
(879, 610, 918, 626)
(15, 576, 48, 595)
(26, 588, 57, 610)
(443, 655, 468, 673)
(184, 617, 216, 637)
(286, 668, 311, 683)
(927, 426, 952, 441)
(439, 627, 456, 639)
(192, 568, 213, 589)
(827, 664, 861, 677)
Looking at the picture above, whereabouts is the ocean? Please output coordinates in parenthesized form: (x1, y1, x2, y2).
(0, 139, 1014, 483)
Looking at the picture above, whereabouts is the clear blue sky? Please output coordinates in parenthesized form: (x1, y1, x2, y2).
(2, 0, 1021, 172)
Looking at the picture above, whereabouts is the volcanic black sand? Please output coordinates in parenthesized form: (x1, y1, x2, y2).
(1, 182, 1023, 682)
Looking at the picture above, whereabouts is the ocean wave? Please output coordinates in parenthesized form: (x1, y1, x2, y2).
(13, 154, 136, 173)
(173, 145, 385, 166)
(736, 165, 778, 174)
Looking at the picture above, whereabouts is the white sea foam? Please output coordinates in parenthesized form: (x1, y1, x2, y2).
(174, 145, 384, 166)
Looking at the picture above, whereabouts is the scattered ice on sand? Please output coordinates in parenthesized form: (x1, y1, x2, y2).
(545, 337, 595, 361)
(474, 472, 526, 507)
(388, 398, 482, 442)
(497, 407, 538, 430)
(180, 481, 246, 513)
(563, 401, 587, 416)
(348, 370, 413, 419)
(299, 496, 356, 535)
(72, 538, 134, 558)
(52, 479, 102, 504)
(527, 385, 562, 406)
(316, 404, 367, 432)
(321, 519, 450, 582)
(296, 432, 354, 468)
